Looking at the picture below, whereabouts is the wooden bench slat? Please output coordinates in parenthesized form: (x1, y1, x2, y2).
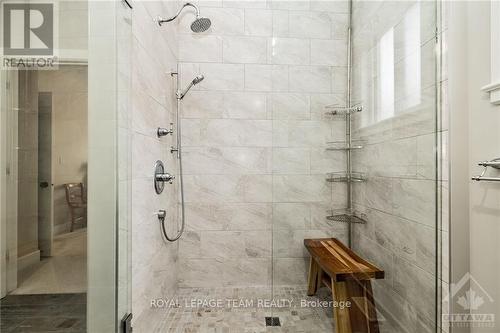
(304, 238, 384, 281)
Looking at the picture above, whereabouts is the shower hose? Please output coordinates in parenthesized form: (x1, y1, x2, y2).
(160, 97, 185, 242)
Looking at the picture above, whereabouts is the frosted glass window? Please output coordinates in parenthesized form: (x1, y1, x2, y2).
(377, 28, 395, 121)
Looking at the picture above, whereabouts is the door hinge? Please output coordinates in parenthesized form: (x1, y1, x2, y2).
(121, 313, 133, 333)
(5, 81, 10, 90)
(6, 250, 10, 262)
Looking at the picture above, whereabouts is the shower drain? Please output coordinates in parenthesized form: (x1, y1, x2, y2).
(265, 317, 281, 326)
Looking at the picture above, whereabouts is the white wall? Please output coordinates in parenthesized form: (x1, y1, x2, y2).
(465, 2, 500, 332)
(448, 2, 500, 333)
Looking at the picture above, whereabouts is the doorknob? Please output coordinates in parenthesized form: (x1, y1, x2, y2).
(39, 181, 49, 188)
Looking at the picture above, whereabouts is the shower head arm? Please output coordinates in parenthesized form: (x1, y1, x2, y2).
(157, 2, 200, 26)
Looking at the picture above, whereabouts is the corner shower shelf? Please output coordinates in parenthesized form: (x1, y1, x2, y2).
(326, 208, 367, 224)
(324, 105, 363, 117)
(326, 140, 365, 151)
(326, 172, 366, 183)
(324, 103, 367, 225)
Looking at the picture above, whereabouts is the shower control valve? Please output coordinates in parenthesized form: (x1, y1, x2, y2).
(156, 172, 175, 184)
(154, 160, 175, 194)
(157, 123, 174, 137)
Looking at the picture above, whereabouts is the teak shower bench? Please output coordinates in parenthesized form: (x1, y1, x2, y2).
(304, 238, 385, 333)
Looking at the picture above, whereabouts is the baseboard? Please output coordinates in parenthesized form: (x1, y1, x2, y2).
(17, 250, 40, 272)
(53, 222, 70, 236)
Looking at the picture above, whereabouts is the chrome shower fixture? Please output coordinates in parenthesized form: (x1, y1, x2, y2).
(157, 2, 212, 33)
(177, 74, 204, 100)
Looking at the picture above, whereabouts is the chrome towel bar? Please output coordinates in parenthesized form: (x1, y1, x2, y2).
(472, 158, 500, 182)
(472, 176, 500, 182)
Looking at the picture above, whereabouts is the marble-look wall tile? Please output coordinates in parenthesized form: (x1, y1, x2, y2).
(244, 64, 289, 92)
(311, 40, 348, 66)
(182, 119, 272, 147)
(183, 147, 271, 174)
(273, 203, 311, 230)
(200, 230, 271, 258)
(269, 38, 310, 65)
(270, 93, 310, 119)
(392, 178, 435, 226)
(288, 11, 332, 39)
(393, 257, 436, 322)
(273, 175, 331, 202)
(274, 229, 329, 258)
(131, 1, 180, 325)
(223, 36, 268, 63)
(178, 1, 349, 289)
(310, 148, 346, 174)
(273, 258, 309, 286)
(179, 34, 223, 63)
(289, 66, 332, 93)
(184, 174, 273, 203)
(181, 91, 268, 119)
(199, 63, 245, 91)
(185, 202, 272, 231)
(244, 9, 272, 36)
(272, 148, 310, 174)
(273, 120, 340, 147)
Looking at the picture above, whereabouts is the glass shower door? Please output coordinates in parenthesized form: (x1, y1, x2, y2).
(350, 1, 440, 332)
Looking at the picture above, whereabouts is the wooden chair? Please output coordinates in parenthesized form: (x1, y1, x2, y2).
(304, 238, 385, 333)
(64, 183, 87, 232)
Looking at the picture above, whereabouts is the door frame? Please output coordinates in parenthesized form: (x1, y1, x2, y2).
(0, 69, 19, 297)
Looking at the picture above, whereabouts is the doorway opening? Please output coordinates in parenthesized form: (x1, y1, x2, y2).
(1, 65, 88, 332)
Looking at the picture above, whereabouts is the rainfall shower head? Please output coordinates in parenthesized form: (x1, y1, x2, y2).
(177, 75, 204, 100)
(157, 2, 212, 33)
(190, 17, 212, 33)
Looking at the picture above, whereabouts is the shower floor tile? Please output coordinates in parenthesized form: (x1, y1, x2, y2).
(153, 286, 336, 333)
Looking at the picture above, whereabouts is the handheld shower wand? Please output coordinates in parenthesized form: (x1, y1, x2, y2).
(177, 75, 204, 100)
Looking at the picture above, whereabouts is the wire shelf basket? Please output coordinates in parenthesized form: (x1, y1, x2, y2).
(326, 172, 366, 183)
(326, 208, 367, 224)
(326, 140, 365, 151)
(324, 105, 363, 117)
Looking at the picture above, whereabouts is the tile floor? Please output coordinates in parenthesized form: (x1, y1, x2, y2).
(0, 293, 86, 333)
(149, 286, 334, 333)
(12, 229, 87, 295)
(140, 285, 395, 333)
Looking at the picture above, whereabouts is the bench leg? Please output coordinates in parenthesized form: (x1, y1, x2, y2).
(332, 279, 351, 333)
(307, 257, 319, 296)
(332, 279, 379, 333)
